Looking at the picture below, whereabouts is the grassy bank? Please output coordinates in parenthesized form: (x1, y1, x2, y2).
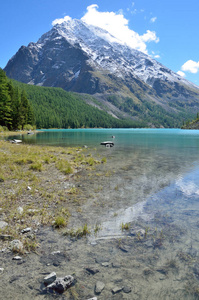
(0, 139, 105, 253)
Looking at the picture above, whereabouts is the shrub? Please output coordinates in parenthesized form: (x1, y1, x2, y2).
(54, 216, 67, 228)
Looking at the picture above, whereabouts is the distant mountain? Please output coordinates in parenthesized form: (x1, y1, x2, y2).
(4, 18, 199, 127)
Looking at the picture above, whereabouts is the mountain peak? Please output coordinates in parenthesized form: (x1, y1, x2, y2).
(4, 17, 199, 115)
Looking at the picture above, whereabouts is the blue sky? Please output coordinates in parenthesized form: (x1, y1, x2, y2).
(1, 0, 199, 85)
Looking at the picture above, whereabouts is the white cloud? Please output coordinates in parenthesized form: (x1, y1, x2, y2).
(177, 70, 186, 77)
(181, 60, 199, 74)
(52, 15, 71, 26)
(150, 17, 157, 23)
(81, 4, 159, 53)
(154, 54, 160, 59)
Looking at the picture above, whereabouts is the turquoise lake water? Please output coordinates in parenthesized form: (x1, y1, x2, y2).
(9, 128, 199, 298)
(17, 128, 199, 235)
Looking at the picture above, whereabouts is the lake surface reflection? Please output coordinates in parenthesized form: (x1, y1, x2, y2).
(10, 128, 199, 299)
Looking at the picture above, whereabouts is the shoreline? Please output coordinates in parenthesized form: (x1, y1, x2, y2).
(0, 138, 199, 299)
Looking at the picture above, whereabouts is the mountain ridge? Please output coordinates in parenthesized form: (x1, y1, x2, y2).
(4, 18, 199, 127)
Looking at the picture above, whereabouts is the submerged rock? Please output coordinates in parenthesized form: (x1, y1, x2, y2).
(112, 286, 123, 294)
(47, 275, 74, 293)
(95, 281, 105, 294)
(193, 263, 199, 277)
(123, 286, 132, 293)
(130, 227, 145, 237)
(86, 267, 99, 275)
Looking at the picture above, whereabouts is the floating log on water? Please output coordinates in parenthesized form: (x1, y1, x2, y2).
(100, 141, 114, 147)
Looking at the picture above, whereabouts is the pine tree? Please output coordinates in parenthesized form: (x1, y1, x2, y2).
(0, 69, 12, 129)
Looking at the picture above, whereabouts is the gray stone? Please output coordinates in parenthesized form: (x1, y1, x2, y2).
(112, 286, 123, 294)
(95, 281, 105, 294)
(10, 240, 23, 252)
(101, 262, 109, 267)
(0, 235, 13, 240)
(123, 286, 132, 293)
(0, 221, 8, 229)
(193, 263, 199, 277)
(87, 298, 97, 300)
(44, 272, 56, 285)
(47, 275, 74, 293)
(86, 267, 99, 275)
(112, 262, 121, 268)
(119, 245, 130, 252)
(130, 227, 145, 237)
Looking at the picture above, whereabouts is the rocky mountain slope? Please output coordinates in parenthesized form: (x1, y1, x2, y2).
(4, 18, 199, 126)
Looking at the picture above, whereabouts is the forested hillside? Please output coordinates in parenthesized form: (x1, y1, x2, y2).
(181, 113, 199, 129)
(12, 79, 146, 129)
(0, 69, 35, 130)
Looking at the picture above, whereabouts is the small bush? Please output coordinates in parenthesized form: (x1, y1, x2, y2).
(29, 162, 43, 172)
(23, 124, 35, 131)
(56, 160, 73, 174)
(101, 157, 107, 163)
(54, 216, 67, 228)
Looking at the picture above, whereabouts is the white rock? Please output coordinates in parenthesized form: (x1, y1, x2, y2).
(21, 227, 31, 234)
(17, 207, 23, 214)
(51, 251, 61, 255)
(0, 268, 4, 273)
(0, 221, 8, 229)
(12, 256, 22, 260)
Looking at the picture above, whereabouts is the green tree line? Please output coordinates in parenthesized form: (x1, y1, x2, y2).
(0, 68, 35, 130)
(12, 78, 146, 129)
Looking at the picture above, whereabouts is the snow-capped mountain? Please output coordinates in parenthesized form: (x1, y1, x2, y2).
(4, 18, 199, 116)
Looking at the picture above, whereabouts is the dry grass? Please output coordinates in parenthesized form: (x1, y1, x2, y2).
(0, 139, 106, 252)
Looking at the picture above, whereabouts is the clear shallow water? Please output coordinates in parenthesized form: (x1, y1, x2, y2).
(7, 129, 199, 298)
(15, 128, 199, 238)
